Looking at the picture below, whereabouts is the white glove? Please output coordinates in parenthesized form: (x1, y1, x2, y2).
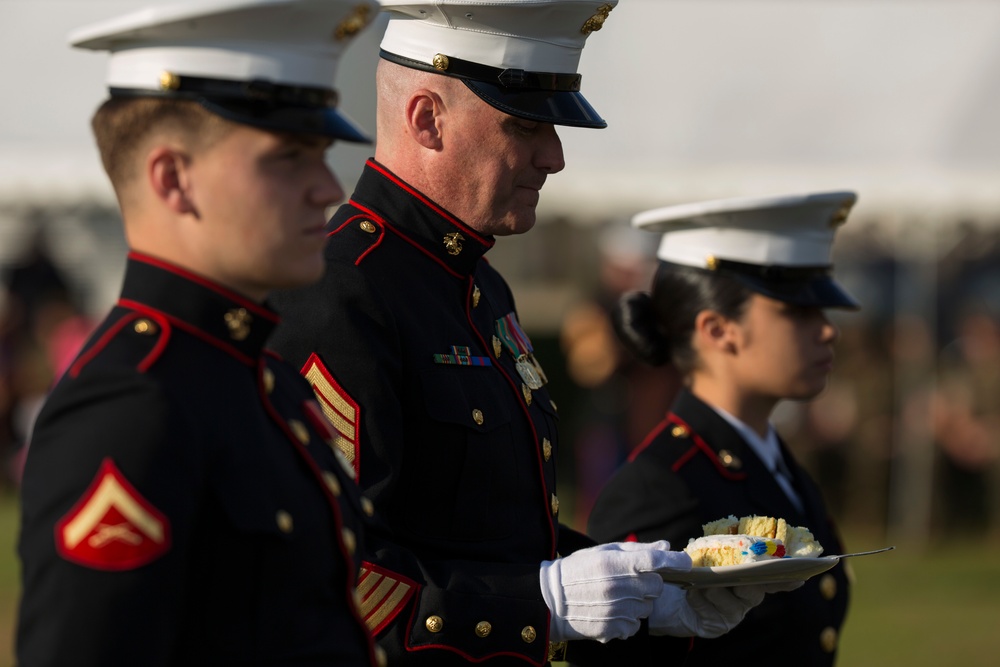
(650, 580, 804, 638)
(539, 540, 689, 643)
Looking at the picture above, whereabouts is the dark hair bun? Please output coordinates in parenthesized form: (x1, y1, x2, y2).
(612, 291, 671, 366)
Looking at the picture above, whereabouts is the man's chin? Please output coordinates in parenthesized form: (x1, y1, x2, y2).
(493, 211, 537, 237)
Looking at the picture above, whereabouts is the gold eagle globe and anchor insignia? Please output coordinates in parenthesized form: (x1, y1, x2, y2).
(443, 232, 465, 256)
(224, 308, 252, 341)
(581, 3, 614, 35)
(432, 53, 451, 71)
(829, 202, 853, 227)
(333, 4, 374, 41)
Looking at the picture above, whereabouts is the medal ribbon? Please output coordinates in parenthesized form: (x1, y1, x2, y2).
(496, 313, 532, 358)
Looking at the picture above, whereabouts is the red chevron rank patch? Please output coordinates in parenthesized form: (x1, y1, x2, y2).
(301, 353, 360, 478)
(357, 562, 417, 636)
(55, 458, 171, 570)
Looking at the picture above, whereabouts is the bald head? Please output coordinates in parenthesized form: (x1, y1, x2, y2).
(374, 59, 476, 157)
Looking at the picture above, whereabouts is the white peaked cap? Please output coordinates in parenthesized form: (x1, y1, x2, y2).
(378, 0, 619, 127)
(633, 191, 861, 309)
(69, 0, 379, 141)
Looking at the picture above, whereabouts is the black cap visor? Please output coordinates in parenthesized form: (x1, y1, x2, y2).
(199, 99, 371, 143)
(462, 80, 606, 128)
(110, 74, 371, 143)
(380, 49, 606, 128)
(731, 272, 860, 310)
(671, 257, 860, 310)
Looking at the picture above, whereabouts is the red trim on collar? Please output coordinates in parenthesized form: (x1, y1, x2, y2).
(127, 251, 278, 323)
(627, 413, 671, 462)
(330, 212, 387, 266)
(68, 310, 171, 378)
(366, 160, 494, 248)
(118, 299, 256, 367)
(349, 196, 467, 280)
(666, 413, 747, 481)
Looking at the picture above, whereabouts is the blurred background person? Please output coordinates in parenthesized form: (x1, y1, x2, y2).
(560, 224, 680, 526)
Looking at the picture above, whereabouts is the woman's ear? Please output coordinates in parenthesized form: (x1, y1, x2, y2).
(405, 89, 445, 150)
(147, 146, 198, 217)
(694, 310, 739, 356)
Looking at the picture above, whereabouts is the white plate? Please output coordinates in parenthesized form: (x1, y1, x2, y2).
(658, 547, 894, 588)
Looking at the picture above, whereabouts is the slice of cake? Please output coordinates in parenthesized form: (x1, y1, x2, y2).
(687, 515, 825, 566)
(684, 534, 786, 566)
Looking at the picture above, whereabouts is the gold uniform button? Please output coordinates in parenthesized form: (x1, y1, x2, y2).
(542, 438, 552, 462)
(492, 336, 503, 358)
(522, 384, 532, 405)
(521, 626, 537, 643)
(671, 425, 689, 438)
(820, 626, 838, 653)
(289, 419, 310, 445)
(472, 409, 484, 425)
(262, 367, 275, 394)
(475, 621, 492, 638)
(551, 494, 560, 516)
(341, 527, 356, 555)
(819, 574, 837, 600)
(322, 471, 342, 497)
(361, 497, 375, 517)
(360, 220, 376, 233)
(426, 615, 444, 633)
(374, 646, 387, 667)
(133, 318, 158, 335)
(472, 285, 481, 308)
(276, 510, 294, 533)
(718, 449, 742, 470)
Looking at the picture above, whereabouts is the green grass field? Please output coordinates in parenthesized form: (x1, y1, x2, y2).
(0, 496, 997, 666)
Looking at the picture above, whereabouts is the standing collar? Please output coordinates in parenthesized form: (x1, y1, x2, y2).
(347, 159, 496, 276)
(119, 252, 279, 362)
(709, 404, 781, 473)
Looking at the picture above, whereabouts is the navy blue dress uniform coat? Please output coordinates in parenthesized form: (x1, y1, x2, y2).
(270, 161, 685, 667)
(588, 388, 851, 665)
(17, 253, 379, 667)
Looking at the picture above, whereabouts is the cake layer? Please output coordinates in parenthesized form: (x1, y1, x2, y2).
(684, 534, 787, 567)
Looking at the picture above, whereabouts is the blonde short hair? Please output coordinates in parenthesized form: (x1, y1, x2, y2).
(90, 97, 232, 197)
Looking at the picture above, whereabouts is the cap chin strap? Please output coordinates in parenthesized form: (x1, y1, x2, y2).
(379, 49, 581, 92)
(111, 74, 339, 109)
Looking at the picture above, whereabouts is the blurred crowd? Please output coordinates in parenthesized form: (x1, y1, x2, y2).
(0, 231, 95, 489)
(3, 219, 1000, 542)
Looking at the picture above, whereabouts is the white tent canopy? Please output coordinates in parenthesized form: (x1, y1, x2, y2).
(2, 0, 1000, 225)
(543, 0, 1000, 225)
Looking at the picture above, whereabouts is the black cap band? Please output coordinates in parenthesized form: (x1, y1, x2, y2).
(666, 258, 860, 310)
(379, 49, 582, 92)
(708, 258, 833, 283)
(112, 73, 339, 109)
(108, 74, 369, 143)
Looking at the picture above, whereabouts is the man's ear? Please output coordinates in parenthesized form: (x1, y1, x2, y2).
(147, 146, 198, 216)
(405, 89, 445, 150)
(694, 310, 739, 355)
